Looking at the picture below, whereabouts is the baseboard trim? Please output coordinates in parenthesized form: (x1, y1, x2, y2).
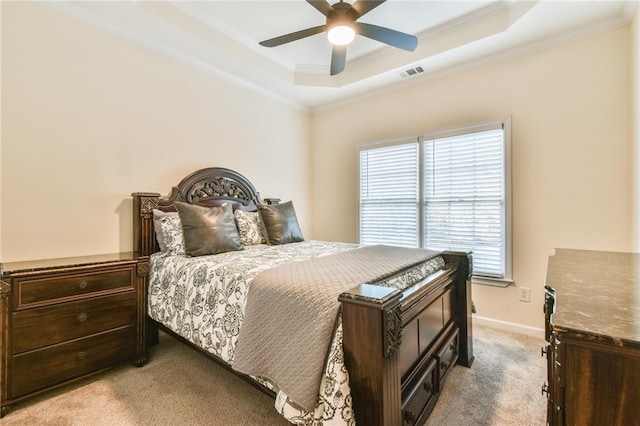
(473, 315, 544, 338)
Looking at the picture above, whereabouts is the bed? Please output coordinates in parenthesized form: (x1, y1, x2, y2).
(132, 167, 474, 426)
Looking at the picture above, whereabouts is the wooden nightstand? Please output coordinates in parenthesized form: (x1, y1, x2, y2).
(0, 253, 149, 417)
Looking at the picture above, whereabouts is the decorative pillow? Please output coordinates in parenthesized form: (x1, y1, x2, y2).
(234, 209, 267, 246)
(153, 209, 185, 256)
(174, 202, 243, 257)
(257, 201, 304, 245)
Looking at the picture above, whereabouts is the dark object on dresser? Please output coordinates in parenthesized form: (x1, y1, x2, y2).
(132, 166, 474, 426)
(0, 253, 149, 417)
(543, 249, 640, 426)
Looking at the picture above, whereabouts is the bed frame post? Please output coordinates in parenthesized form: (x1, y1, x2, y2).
(131, 192, 160, 256)
(339, 285, 404, 426)
(131, 192, 161, 348)
(441, 251, 474, 367)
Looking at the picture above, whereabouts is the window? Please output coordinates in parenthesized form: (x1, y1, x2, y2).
(359, 142, 419, 248)
(359, 120, 512, 284)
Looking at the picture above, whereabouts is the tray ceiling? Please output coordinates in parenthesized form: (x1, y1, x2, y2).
(44, 1, 637, 110)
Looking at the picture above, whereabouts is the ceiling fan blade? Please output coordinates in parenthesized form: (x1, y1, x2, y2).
(259, 25, 327, 47)
(351, 0, 386, 18)
(330, 45, 347, 76)
(306, 0, 334, 17)
(355, 22, 418, 52)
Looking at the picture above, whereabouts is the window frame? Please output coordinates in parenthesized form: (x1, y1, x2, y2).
(358, 118, 512, 286)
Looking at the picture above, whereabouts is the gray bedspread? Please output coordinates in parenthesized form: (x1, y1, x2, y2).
(232, 244, 441, 412)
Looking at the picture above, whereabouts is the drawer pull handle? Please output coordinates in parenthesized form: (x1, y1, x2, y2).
(541, 383, 549, 397)
(422, 381, 433, 393)
(541, 346, 548, 357)
(77, 351, 87, 360)
(440, 360, 449, 370)
(403, 410, 417, 424)
(77, 313, 88, 323)
(77, 280, 88, 290)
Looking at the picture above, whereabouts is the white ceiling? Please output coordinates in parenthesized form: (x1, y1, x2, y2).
(45, 0, 638, 111)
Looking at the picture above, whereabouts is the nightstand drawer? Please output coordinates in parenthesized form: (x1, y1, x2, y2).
(0, 253, 148, 417)
(15, 267, 134, 308)
(11, 326, 136, 397)
(12, 292, 137, 354)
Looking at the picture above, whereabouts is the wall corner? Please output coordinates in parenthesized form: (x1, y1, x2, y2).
(631, 8, 640, 252)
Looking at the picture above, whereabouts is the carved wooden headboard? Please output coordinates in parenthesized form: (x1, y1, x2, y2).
(132, 167, 273, 256)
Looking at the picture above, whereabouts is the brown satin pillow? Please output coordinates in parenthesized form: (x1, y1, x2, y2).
(174, 202, 243, 257)
(257, 201, 304, 245)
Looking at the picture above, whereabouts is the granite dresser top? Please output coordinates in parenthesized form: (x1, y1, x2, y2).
(546, 248, 640, 348)
(1, 252, 141, 276)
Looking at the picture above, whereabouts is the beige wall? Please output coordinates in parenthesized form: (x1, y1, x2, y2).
(1, 3, 311, 262)
(633, 9, 640, 252)
(310, 27, 633, 331)
(0, 3, 3, 262)
(2, 3, 636, 331)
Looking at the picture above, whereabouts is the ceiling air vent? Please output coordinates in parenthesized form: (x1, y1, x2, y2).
(400, 65, 425, 78)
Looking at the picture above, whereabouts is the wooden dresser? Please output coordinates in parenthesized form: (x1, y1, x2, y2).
(0, 253, 149, 417)
(543, 249, 640, 426)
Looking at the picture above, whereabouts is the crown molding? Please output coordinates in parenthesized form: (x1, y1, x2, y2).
(37, 1, 634, 113)
(167, 1, 296, 71)
(350, 0, 513, 68)
(312, 8, 633, 113)
(40, 1, 308, 112)
(294, 0, 537, 88)
(622, 2, 639, 23)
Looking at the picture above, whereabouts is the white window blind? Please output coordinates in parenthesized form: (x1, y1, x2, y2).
(359, 121, 511, 283)
(423, 129, 506, 278)
(359, 143, 419, 248)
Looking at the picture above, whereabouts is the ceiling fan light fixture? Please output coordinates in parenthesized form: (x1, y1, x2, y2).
(327, 24, 355, 46)
(259, 0, 418, 75)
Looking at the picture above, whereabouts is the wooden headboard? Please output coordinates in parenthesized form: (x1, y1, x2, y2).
(132, 167, 277, 256)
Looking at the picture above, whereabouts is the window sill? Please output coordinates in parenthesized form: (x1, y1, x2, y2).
(472, 276, 513, 287)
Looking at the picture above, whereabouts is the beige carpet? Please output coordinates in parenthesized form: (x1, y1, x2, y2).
(3, 324, 546, 425)
(426, 325, 547, 426)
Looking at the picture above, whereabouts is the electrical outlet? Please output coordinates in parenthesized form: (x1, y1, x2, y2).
(518, 287, 531, 302)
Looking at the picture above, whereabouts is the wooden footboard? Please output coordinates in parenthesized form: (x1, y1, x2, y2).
(339, 251, 473, 426)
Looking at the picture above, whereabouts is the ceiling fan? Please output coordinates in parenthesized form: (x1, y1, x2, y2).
(259, 0, 418, 76)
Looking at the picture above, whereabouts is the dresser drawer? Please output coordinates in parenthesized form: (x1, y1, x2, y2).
(12, 292, 137, 354)
(402, 359, 438, 426)
(15, 267, 134, 308)
(11, 326, 136, 397)
(436, 329, 459, 389)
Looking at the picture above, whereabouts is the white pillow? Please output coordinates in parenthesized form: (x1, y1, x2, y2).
(153, 209, 185, 255)
(233, 209, 267, 246)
